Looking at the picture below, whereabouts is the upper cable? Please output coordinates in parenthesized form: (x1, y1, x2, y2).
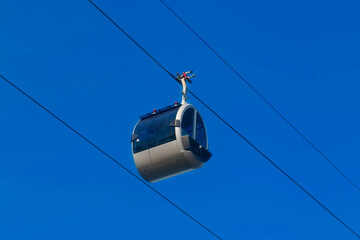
(158, 0, 360, 193)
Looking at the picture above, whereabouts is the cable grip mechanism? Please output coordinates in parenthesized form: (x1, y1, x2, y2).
(176, 70, 195, 103)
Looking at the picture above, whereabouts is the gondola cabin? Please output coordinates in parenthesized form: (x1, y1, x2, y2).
(131, 102, 212, 182)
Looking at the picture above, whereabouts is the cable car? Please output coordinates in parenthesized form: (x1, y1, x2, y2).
(131, 71, 212, 182)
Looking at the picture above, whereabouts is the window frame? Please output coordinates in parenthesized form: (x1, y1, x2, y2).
(180, 106, 208, 148)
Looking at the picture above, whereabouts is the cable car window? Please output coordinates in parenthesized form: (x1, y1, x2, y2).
(133, 107, 179, 153)
(152, 108, 178, 145)
(133, 117, 156, 153)
(181, 108, 194, 138)
(195, 112, 207, 147)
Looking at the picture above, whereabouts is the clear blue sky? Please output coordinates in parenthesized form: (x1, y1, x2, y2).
(1, 0, 360, 239)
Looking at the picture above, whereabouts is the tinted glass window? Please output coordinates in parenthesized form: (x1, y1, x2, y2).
(133, 117, 156, 153)
(152, 109, 177, 145)
(195, 112, 207, 147)
(181, 108, 194, 138)
(133, 107, 179, 153)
